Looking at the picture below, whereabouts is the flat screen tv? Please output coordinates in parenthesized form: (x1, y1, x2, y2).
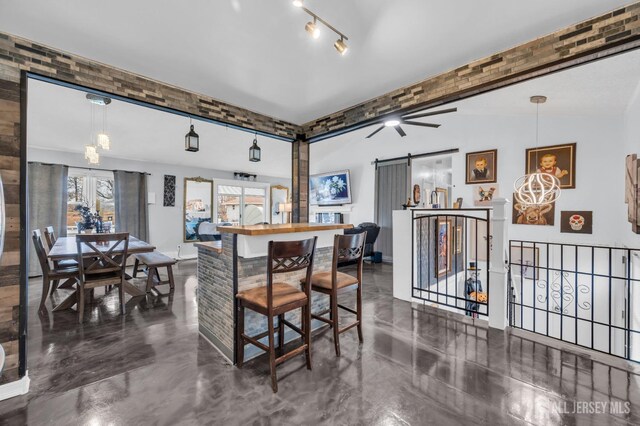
(310, 170, 352, 206)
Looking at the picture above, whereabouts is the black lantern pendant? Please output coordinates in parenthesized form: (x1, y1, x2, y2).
(185, 119, 199, 152)
(249, 134, 261, 162)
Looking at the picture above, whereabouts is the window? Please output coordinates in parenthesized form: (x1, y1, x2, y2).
(67, 168, 115, 233)
(214, 181, 269, 226)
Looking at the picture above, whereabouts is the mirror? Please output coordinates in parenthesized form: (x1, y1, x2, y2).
(184, 177, 213, 242)
(270, 185, 289, 224)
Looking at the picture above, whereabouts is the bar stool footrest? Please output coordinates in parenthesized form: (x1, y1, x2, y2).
(275, 344, 307, 366)
(339, 321, 360, 335)
(282, 319, 303, 336)
(337, 304, 357, 315)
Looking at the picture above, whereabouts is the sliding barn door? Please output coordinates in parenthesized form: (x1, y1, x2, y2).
(375, 161, 409, 262)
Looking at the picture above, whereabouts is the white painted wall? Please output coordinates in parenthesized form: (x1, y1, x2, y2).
(311, 112, 630, 247)
(28, 147, 290, 259)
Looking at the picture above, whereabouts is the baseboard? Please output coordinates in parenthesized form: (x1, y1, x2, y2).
(0, 372, 30, 401)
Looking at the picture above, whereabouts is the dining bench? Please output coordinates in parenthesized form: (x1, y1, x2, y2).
(132, 251, 176, 293)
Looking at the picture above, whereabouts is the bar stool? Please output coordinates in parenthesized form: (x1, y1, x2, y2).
(302, 232, 366, 356)
(236, 237, 317, 393)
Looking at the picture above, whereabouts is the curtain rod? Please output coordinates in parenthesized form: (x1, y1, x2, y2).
(28, 161, 151, 176)
(371, 148, 459, 166)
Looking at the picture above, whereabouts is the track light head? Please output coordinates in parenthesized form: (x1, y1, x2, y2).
(305, 19, 320, 39)
(292, 0, 303, 7)
(334, 37, 348, 55)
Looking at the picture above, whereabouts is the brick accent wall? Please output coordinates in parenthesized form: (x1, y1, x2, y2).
(301, 3, 640, 139)
(197, 234, 332, 362)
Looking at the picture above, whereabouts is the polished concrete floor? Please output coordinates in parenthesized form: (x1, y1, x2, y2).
(0, 262, 639, 425)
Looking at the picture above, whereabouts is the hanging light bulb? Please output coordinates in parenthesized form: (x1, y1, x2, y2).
(97, 133, 111, 150)
(85, 144, 98, 160)
(513, 96, 561, 206)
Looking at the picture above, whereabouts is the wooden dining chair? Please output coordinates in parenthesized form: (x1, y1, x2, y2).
(32, 230, 79, 312)
(302, 232, 366, 357)
(75, 232, 130, 323)
(44, 226, 78, 295)
(236, 237, 317, 393)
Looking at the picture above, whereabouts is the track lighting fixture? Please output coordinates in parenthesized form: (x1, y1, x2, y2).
(334, 37, 348, 55)
(305, 18, 320, 39)
(294, 4, 349, 55)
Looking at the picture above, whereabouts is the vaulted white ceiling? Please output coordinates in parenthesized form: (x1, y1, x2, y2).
(0, 0, 632, 123)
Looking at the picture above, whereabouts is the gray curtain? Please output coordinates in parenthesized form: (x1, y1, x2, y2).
(375, 161, 409, 262)
(114, 171, 148, 241)
(28, 163, 68, 276)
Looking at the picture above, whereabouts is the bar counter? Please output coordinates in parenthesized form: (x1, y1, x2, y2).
(196, 223, 353, 362)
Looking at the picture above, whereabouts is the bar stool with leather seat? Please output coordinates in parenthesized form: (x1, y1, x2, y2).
(32, 229, 79, 312)
(302, 232, 366, 357)
(236, 237, 317, 393)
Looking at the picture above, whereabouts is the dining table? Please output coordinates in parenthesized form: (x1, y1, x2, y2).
(47, 236, 156, 312)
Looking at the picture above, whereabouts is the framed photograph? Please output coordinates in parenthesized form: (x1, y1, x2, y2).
(473, 184, 499, 206)
(466, 149, 497, 184)
(512, 193, 555, 226)
(526, 142, 576, 189)
(510, 243, 540, 280)
(560, 211, 593, 234)
(435, 219, 452, 277)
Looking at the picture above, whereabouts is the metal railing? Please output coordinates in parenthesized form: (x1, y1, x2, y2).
(509, 240, 640, 362)
(412, 209, 491, 317)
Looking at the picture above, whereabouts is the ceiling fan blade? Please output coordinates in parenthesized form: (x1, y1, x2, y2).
(366, 125, 385, 139)
(403, 107, 457, 120)
(402, 120, 441, 128)
(394, 125, 407, 137)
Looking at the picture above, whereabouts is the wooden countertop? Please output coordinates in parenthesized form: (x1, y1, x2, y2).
(194, 241, 223, 253)
(218, 223, 353, 236)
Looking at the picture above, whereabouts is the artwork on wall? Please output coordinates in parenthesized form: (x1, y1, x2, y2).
(625, 154, 639, 234)
(560, 211, 593, 234)
(510, 243, 540, 280)
(526, 142, 576, 189)
(163, 175, 176, 207)
(456, 226, 463, 254)
(310, 170, 352, 206)
(435, 219, 452, 277)
(512, 193, 555, 225)
(473, 184, 499, 206)
(466, 149, 497, 184)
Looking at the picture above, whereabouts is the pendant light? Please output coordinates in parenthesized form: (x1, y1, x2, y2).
(85, 93, 111, 164)
(249, 133, 261, 162)
(185, 117, 199, 152)
(513, 96, 560, 206)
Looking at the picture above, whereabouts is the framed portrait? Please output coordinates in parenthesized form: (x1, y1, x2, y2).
(560, 211, 593, 234)
(512, 193, 555, 226)
(526, 142, 576, 189)
(510, 243, 540, 280)
(435, 219, 452, 277)
(472, 184, 499, 206)
(466, 149, 497, 184)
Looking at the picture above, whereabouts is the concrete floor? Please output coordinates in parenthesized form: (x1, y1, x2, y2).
(0, 262, 639, 425)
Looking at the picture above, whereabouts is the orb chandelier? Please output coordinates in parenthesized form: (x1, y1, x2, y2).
(513, 96, 560, 206)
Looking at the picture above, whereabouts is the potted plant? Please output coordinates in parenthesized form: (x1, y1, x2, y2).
(74, 204, 103, 233)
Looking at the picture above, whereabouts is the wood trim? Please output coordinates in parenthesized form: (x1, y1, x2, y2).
(219, 223, 352, 236)
(194, 241, 223, 253)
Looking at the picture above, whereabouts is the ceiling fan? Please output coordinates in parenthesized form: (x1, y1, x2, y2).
(365, 107, 457, 138)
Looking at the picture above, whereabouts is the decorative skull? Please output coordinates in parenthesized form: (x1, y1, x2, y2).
(569, 214, 585, 230)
